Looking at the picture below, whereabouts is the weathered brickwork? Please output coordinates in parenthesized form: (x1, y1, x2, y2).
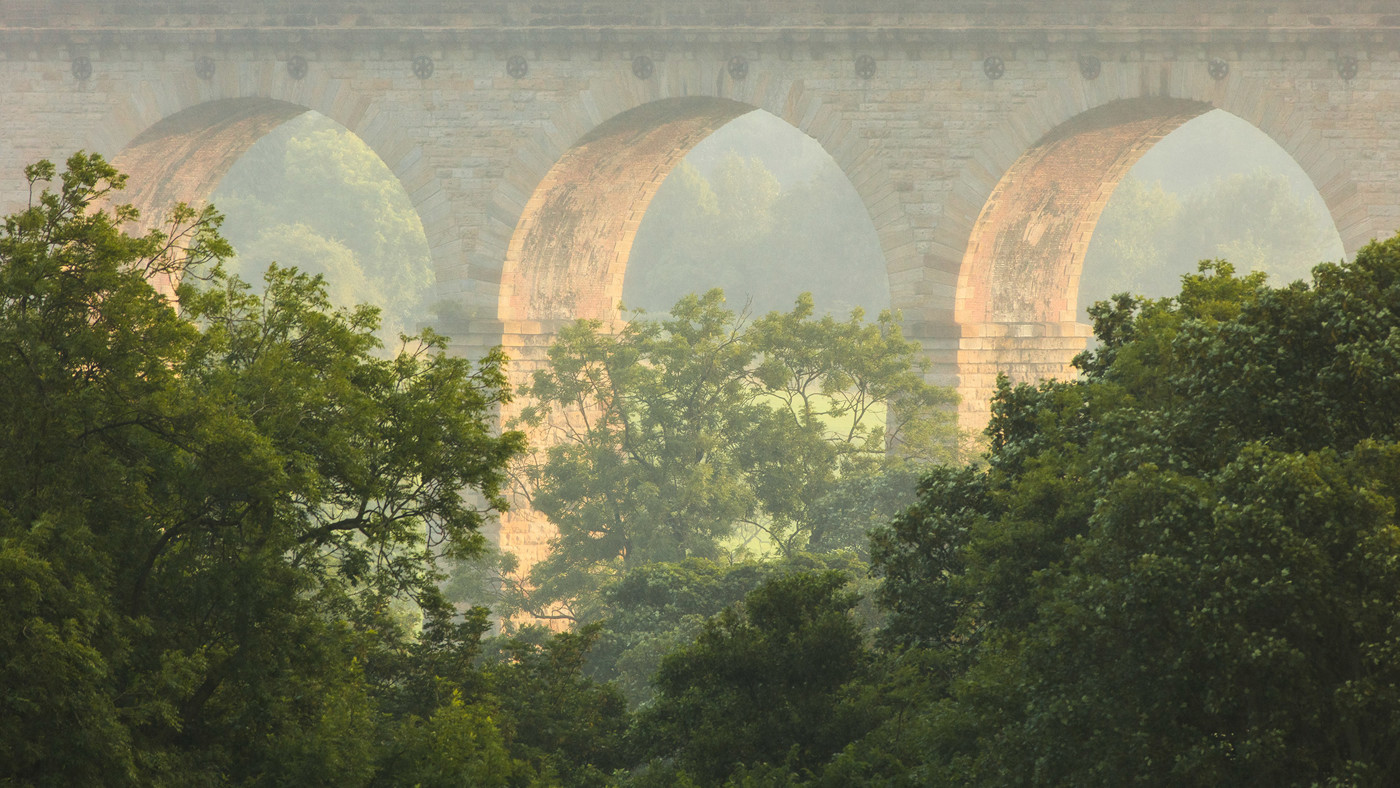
(3, 1, 1399, 570)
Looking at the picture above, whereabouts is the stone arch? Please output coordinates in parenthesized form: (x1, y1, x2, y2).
(499, 97, 752, 326)
(478, 64, 915, 577)
(86, 64, 449, 292)
(471, 61, 916, 346)
(942, 60, 1359, 424)
(109, 98, 307, 228)
(957, 97, 1212, 327)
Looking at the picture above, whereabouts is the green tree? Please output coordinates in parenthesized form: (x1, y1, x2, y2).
(581, 551, 876, 708)
(373, 692, 523, 788)
(482, 624, 631, 787)
(631, 571, 874, 784)
(868, 243, 1400, 785)
(508, 290, 957, 619)
(0, 154, 524, 785)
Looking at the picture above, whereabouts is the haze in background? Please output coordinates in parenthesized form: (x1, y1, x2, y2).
(211, 107, 1345, 333)
(1078, 110, 1345, 314)
(211, 112, 435, 341)
(622, 110, 891, 319)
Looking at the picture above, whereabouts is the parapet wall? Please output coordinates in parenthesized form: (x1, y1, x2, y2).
(2, 0, 1398, 31)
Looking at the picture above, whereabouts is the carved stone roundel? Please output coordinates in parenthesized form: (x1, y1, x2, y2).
(195, 56, 215, 80)
(855, 54, 877, 80)
(72, 56, 92, 81)
(1208, 58, 1230, 81)
(727, 55, 749, 80)
(507, 55, 529, 79)
(1339, 55, 1359, 80)
(984, 55, 1005, 80)
(287, 55, 308, 80)
(412, 55, 434, 80)
(1078, 55, 1101, 80)
(632, 55, 654, 80)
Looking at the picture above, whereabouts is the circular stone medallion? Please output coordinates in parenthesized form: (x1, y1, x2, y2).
(287, 55, 308, 80)
(727, 55, 749, 80)
(412, 55, 434, 79)
(1078, 55, 1101, 80)
(1339, 55, 1359, 81)
(984, 55, 1005, 80)
(855, 54, 877, 80)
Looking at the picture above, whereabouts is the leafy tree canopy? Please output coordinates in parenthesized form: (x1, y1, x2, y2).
(868, 241, 1400, 786)
(582, 551, 877, 708)
(0, 154, 527, 785)
(630, 570, 874, 784)
(504, 290, 959, 620)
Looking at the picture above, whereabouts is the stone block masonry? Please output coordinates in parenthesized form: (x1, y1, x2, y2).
(3, 1, 1398, 573)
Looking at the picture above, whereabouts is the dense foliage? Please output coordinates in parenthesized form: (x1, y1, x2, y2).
(634, 570, 870, 781)
(522, 235, 1400, 786)
(864, 245, 1400, 785)
(0, 154, 536, 785)
(6, 151, 1398, 787)
(583, 551, 877, 708)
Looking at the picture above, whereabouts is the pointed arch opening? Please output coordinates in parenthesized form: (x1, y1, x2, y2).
(954, 97, 1347, 428)
(1078, 109, 1345, 314)
(957, 98, 1213, 328)
(111, 98, 306, 229)
(210, 112, 434, 340)
(499, 97, 892, 330)
(500, 97, 754, 327)
(623, 109, 890, 319)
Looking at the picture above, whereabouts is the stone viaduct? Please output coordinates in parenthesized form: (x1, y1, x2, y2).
(3, 0, 1399, 564)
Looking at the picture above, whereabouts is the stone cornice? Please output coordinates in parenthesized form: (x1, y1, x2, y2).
(1, 25, 1396, 52)
(1, 0, 1397, 33)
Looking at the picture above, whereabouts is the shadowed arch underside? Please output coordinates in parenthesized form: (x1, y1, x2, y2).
(500, 97, 754, 326)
